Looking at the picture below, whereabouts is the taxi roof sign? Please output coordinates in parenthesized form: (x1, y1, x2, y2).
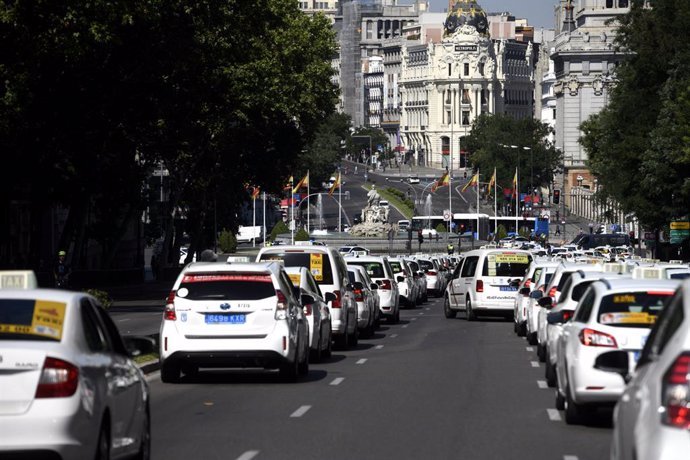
(0, 270, 38, 289)
(632, 267, 664, 280)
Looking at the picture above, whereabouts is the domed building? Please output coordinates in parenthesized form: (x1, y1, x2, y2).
(399, 1, 534, 169)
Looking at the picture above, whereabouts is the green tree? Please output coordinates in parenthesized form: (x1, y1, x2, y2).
(218, 229, 238, 254)
(580, 0, 690, 230)
(464, 114, 561, 196)
(295, 228, 310, 241)
(269, 221, 289, 242)
(297, 112, 352, 187)
(348, 126, 388, 160)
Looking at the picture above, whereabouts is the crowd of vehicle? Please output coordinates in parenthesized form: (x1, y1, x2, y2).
(441, 240, 690, 460)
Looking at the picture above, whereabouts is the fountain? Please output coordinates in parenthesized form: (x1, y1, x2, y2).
(316, 194, 324, 230)
(348, 185, 394, 237)
(424, 195, 433, 224)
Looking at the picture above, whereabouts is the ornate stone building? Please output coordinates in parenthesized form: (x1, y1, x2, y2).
(399, 1, 534, 169)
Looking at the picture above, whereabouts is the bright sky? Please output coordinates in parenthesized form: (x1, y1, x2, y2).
(425, 0, 559, 30)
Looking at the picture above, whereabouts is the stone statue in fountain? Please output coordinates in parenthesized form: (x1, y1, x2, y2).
(350, 185, 392, 237)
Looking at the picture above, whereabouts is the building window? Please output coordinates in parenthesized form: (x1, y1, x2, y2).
(552, 108, 556, 119)
(462, 89, 471, 104)
(446, 110, 451, 124)
(619, 0, 629, 6)
(448, 63, 452, 77)
(481, 89, 487, 105)
(464, 62, 470, 76)
(478, 61, 485, 76)
(462, 110, 470, 125)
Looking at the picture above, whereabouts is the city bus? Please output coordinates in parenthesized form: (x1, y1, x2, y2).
(411, 213, 490, 240)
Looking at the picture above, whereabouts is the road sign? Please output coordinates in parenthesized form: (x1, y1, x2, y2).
(443, 210, 451, 221)
(670, 221, 689, 244)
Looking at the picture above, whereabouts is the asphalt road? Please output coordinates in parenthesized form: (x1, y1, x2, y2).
(144, 296, 613, 460)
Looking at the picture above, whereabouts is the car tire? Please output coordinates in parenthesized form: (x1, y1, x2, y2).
(513, 321, 518, 334)
(537, 344, 546, 362)
(517, 321, 527, 337)
(160, 361, 181, 384)
(545, 359, 557, 388)
(348, 324, 359, 348)
(423, 292, 428, 302)
(527, 332, 538, 346)
(323, 330, 333, 359)
(394, 308, 400, 324)
(298, 341, 309, 376)
(564, 385, 587, 425)
(279, 354, 299, 382)
(94, 418, 110, 460)
(134, 406, 151, 460)
(333, 332, 348, 350)
(466, 297, 476, 321)
(444, 295, 457, 319)
(555, 389, 565, 411)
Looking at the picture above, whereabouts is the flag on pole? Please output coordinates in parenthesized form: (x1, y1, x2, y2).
(461, 172, 479, 193)
(511, 169, 518, 198)
(251, 186, 260, 199)
(284, 176, 293, 191)
(487, 168, 496, 194)
(328, 173, 341, 196)
(292, 173, 309, 194)
(431, 171, 449, 193)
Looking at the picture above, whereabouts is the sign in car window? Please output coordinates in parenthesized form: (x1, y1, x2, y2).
(0, 299, 66, 341)
(598, 291, 672, 327)
(310, 254, 323, 281)
(288, 273, 301, 286)
(485, 253, 530, 277)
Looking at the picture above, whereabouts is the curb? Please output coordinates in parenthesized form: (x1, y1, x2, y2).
(138, 359, 160, 375)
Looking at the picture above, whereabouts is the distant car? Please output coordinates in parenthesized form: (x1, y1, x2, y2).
(379, 200, 390, 208)
(408, 176, 420, 184)
(159, 261, 310, 382)
(347, 265, 378, 337)
(346, 256, 400, 323)
(0, 287, 152, 459)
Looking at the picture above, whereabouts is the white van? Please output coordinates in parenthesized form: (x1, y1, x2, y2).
(444, 248, 533, 320)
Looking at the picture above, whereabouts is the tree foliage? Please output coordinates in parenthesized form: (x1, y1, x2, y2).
(0, 0, 337, 269)
(296, 112, 352, 187)
(581, 0, 690, 229)
(464, 114, 561, 194)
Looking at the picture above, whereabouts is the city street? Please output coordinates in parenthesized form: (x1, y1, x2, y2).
(143, 296, 613, 460)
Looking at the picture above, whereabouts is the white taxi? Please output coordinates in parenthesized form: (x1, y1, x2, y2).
(553, 277, 679, 424)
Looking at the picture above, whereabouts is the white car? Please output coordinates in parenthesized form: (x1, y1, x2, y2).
(346, 256, 400, 323)
(513, 261, 558, 336)
(444, 248, 533, 320)
(417, 258, 441, 297)
(553, 277, 679, 424)
(388, 257, 417, 308)
(257, 245, 358, 349)
(595, 279, 690, 460)
(404, 258, 428, 303)
(285, 266, 332, 362)
(159, 261, 310, 382)
(0, 286, 152, 459)
(407, 176, 420, 184)
(524, 262, 559, 344)
(347, 265, 378, 337)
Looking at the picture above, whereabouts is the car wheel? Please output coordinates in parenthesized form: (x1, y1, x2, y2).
(423, 292, 428, 302)
(545, 359, 557, 388)
(394, 308, 400, 324)
(527, 332, 538, 346)
(323, 328, 333, 359)
(537, 344, 546, 362)
(298, 341, 309, 376)
(160, 360, 181, 383)
(444, 295, 457, 319)
(517, 321, 527, 337)
(466, 297, 476, 321)
(279, 353, 299, 382)
(513, 321, 518, 334)
(333, 332, 348, 350)
(555, 389, 565, 411)
(348, 324, 359, 348)
(94, 418, 110, 460)
(134, 406, 151, 460)
(564, 385, 587, 425)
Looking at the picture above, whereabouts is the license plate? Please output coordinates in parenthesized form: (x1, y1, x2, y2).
(499, 286, 517, 292)
(205, 313, 246, 324)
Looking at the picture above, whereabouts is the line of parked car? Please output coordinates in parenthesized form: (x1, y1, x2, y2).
(440, 242, 690, 459)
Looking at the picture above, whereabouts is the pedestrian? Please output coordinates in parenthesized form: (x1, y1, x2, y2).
(555, 225, 561, 236)
(435, 232, 439, 243)
(354, 165, 358, 175)
(417, 229, 424, 251)
(447, 243, 454, 255)
(53, 250, 71, 288)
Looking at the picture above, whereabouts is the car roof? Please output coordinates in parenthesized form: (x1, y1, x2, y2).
(259, 245, 336, 255)
(345, 255, 387, 262)
(180, 261, 281, 276)
(0, 288, 84, 302)
(589, 278, 680, 294)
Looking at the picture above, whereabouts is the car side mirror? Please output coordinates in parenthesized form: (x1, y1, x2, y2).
(370, 283, 378, 290)
(537, 296, 553, 308)
(417, 271, 425, 277)
(122, 336, 156, 358)
(300, 294, 315, 306)
(529, 290, 543, 299)
(594, 350, 631, 383)
(353, 281, 364, 291)
(519, 287, 531, 296)
(396, 275, 405, 282)
(509, 279, 521, 288)
(546, 310, 563, 325)
(325, 292, 336, 303)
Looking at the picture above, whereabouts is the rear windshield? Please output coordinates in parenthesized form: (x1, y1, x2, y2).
(598, 291, 672, 328)
(348, 261, 385, 279)
(572, 281, 595, 301)
(481, 252, 532, 277)
(670, 272, 690, 280)
(177, 273, 275, 301)
(0, 299, 66, 342)
(389, 262, 403, 274)
(258, 251, 333, 285)
(418, 260, 433, 270)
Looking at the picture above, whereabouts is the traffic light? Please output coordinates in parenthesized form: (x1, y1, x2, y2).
(553, 189, 561, 204)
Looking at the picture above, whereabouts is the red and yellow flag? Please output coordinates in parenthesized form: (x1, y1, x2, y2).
(487, 168, 496, 195)
(292, 172, 309, 194)
(431, 171, 449, 193)
(511, 169, 518, 198)
(251, 186, 260, 199)
(461, 172, 478, 193)
(328, 173, 341, 196)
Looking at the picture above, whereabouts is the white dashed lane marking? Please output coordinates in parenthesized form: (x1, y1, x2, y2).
(547, 409, 562, 421)
(402, 325, 409, 328)
(117, 318, 131, 322)
(537, 380, 548, 389)
(425, 307, 430, 311)
(531, 361, 540, 368)
(290, 405, 311, 418)
(390, 334, 398, 338)
(236, 451, 259, 460)
(564, 456, 579, 460)
(375, 345, 384, 350)
(411, 318, 418, 321)
(356, 359, 367, 364)
(526, 346, 534, 352)
(330, 377, 345, 386)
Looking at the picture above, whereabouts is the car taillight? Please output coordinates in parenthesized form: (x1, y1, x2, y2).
(548, 286, 557, 298)
(164, 290, 177, 320)
(35, 357, 79, 398)
(579, 328, 617, 348)
(662, 353, 690, 429)
(525, 280, 531, 288)
(354, 288, 364, 302)
(331, 290, 342, 308)
(380, 280, 392, 290)
(303, 304, 312, 316)
(562, 310, 574, 322)
(426, 270, 437, 276)
(476, 280, 484, 292)
(275, 290, 288, 320)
